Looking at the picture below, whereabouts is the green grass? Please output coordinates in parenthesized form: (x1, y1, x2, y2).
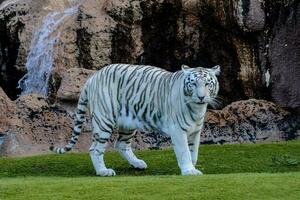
(1, 173, 300, 200)
(1, 141, 300, 177)
(1, 141, 300, 199)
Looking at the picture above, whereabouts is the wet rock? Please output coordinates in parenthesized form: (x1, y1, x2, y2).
(0, 0, 79, 99)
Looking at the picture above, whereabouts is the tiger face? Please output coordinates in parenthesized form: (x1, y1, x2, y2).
(182, 65, 220, 107)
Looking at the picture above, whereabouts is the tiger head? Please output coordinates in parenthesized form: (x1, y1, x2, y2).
(182, 65, 220, 107)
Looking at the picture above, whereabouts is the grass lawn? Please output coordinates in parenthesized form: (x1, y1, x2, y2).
(0, 141, 300, 199)
(1, 173, 300, 200)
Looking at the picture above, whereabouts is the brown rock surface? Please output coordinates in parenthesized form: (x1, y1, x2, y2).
(57, 68, 96, 101)
(0, 0, 299, 111)
(0, 87, 15, 132)
(0, 93, 76, 156)
(202, 99, 300, 144)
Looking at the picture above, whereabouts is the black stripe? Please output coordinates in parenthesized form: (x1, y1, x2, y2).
(77, 109, 86, 114)
(74, 120, 83, 126)
(109, 89, 116, 120)
(73, 130, 80, 135)
(119, 132, 134, 135)
(112, 64, 120, 83)
(93, 114, 113, 132)
(95, 138, 107, 144)
(125, 80, 136, 99)
(95, 149, 104, 155)
(126, 69, 137, 84)
(65, 147, 71, 151)
(187, 104, 197, 121)
(78, 102, 87, 106)
(176, 114, 188, 132)
(141, 106, 148, 121)
(119, 136, 133, 142)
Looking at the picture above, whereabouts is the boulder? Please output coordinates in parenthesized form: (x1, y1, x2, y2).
(202, 99, 300, 144)
(0, 87, 15, 132)
(0, 93, 76, 156)
(57, 68, 96, 101)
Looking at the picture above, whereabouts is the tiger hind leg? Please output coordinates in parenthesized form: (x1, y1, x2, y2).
(115, 131, 147, 169)
(90, 116, 116, 176)
(89, 132, 116, 176)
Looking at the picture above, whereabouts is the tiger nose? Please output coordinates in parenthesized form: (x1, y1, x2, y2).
(198, 96, 205, 102)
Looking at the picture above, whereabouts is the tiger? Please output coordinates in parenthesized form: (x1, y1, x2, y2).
(50, 64, 220, 176)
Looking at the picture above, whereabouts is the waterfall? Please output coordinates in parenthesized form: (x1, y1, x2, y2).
(18, 6, 78, 96)
(0, 133, 5, 148)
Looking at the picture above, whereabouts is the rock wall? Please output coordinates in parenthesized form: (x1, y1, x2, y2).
(0, 88, 75, 156)
(0, 0, 299, 156)
(0, 0, 299, 109)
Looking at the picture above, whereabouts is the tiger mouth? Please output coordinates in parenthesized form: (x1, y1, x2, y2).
(195, 102, 206, 105)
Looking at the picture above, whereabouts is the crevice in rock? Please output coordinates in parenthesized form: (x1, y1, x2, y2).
(76, 13, 94, 69)
(110, 11, 135, 64)
(266, 1, 300, 109)
(111, 23, 134, 63)
(140, 0, 183, 71)
(0, 14, 25, 100)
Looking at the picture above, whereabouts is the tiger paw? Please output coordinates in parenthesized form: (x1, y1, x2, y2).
(131, 159, 148, 169)
(97, 168, 116, 176)
(182, 168, 203, 176)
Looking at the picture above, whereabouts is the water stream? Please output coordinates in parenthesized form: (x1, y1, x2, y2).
(18, 6, 78, 96)
(0, 133, 5, 147)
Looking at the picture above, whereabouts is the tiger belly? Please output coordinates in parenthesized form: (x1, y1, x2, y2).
(117, 112, 140, 131)
(116, 110, 154, 133)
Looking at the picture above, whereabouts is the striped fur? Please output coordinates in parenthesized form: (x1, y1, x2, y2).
(50, 64, 220, 176)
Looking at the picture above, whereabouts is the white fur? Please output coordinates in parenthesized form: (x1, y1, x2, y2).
(52, 64, 220, 176)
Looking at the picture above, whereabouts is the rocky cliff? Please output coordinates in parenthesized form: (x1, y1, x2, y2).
(1, 0, 300, 108)
(0, 0, 299, 156)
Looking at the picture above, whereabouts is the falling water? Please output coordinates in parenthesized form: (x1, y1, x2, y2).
(18, 6, 78, 96)
(0, 133, 5, 147)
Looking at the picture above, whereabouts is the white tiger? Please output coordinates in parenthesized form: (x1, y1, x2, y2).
(50, 64, 220, 176)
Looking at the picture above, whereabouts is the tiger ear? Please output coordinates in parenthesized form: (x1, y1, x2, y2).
(181, 65, 190, 73)
(211, 65, 221, 76)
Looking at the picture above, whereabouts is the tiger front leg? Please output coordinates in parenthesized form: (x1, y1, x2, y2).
(188, 131, 201, 166)
(171, 133, 203, 176)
